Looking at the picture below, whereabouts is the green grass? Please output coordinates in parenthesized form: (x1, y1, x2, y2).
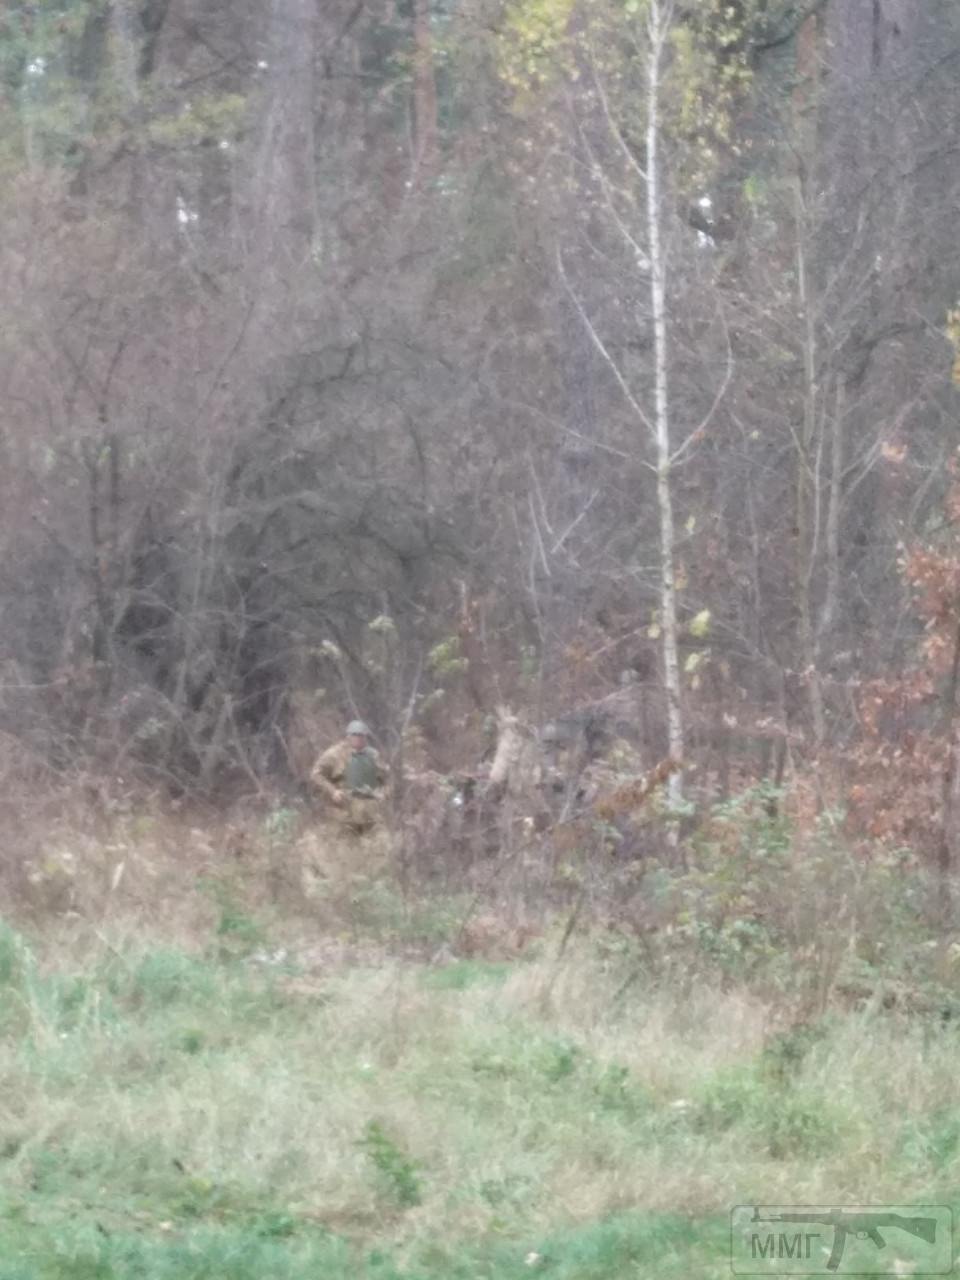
(0, 1211, 731, 1279)
(2, 916, 960, 1278)
(419, 959, 513, 991)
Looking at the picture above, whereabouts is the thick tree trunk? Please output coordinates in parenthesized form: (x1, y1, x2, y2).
(792, 10, 827, 760)
(794, 202, 826, 756)
(412, 0, 438, 180)
(255, 0, 318, 272)
(818, 376, 845, 651)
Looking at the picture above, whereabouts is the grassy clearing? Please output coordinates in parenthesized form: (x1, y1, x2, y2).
(2, 908, 960, 1279)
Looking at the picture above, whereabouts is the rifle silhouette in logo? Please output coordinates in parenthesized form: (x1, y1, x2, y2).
(750, 1208, 938, 1272)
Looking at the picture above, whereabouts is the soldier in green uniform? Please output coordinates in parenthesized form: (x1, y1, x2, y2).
(310, 720, 390, 833)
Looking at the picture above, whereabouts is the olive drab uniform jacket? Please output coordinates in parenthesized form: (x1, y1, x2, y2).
(310, 741, 389, 806)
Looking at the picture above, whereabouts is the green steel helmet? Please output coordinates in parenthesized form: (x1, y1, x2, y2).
(347, 719, 371, 737)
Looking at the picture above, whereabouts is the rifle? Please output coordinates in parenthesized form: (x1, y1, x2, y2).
(750, 1208, 938, 1272)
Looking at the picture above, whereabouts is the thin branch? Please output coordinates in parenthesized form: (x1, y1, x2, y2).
(588, 59, 649, 188)
(556, 245, 655, 438)
(482, 385, 634, 461)
(570, 107, 651, 271)
(527, 491, 553, 578)
(551, 489, 600, 556)
(670, 301, 734, 466)
(526, 456, 556, 541)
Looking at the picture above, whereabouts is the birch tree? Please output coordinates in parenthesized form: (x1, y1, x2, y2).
(644, 0, 684, 806)
(505, 0, 744, 806)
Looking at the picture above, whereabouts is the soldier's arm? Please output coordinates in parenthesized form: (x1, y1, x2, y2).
(310, 747, 344, 802)
(374, 751, 390, 791)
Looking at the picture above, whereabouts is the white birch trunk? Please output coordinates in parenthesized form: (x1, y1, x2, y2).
(646, 0, 685, 807)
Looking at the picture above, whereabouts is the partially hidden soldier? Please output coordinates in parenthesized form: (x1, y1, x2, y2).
(310, 720, 390, 834)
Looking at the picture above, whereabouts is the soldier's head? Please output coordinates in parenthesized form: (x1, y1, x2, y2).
(346, 719, 371, 750)
(541, 721, 572, 763)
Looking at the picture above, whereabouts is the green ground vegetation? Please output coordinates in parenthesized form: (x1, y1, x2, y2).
(4, 788, 960, 1276)
(3, 924, 960, 1273)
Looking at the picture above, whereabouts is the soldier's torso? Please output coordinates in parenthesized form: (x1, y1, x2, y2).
(343, 747, 382, 793)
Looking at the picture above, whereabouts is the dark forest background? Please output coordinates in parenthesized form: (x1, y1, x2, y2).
(2, 0, 959, 859)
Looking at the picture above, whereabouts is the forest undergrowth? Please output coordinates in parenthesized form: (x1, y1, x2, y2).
(3, 786, 960, 1279)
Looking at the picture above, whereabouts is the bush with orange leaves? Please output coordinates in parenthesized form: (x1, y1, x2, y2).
(844, 464, 960, 860)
